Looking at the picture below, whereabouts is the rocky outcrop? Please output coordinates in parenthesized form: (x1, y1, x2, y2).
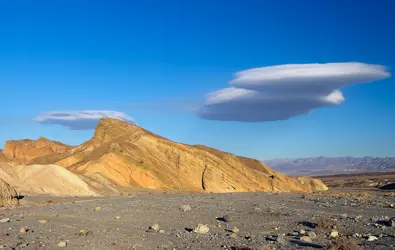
(18, 118, 327, 193)
(2, 137, 70, 165)
(0, 152, 7, 162)
(0, 178, 19, 207)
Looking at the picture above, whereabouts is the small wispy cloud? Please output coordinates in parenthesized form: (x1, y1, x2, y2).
(34, 110, 136, 130)
(198, 62, 390, 122)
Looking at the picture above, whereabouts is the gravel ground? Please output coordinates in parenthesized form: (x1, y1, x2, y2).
(1, 190, 395, 250)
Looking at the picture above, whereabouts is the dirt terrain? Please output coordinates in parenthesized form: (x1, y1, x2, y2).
(1, 188, 395, 250)
(0, 121, 393, 249)
(316, 172, 395, 191)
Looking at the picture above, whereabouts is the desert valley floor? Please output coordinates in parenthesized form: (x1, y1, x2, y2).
(1, 184, 395, 250)
(0, 119, 394, 249)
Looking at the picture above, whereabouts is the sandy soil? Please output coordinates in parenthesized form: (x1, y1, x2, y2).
(1, 189, 395, 250)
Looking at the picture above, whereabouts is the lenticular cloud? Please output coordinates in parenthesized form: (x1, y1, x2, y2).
(198, 62, 390, 122)
(35, 110, 136, 130)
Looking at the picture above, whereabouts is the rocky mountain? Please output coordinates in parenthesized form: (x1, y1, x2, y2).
(1, 137, 70, 165)
(265, 157, 395, 176)
(0, 118, 327, 195)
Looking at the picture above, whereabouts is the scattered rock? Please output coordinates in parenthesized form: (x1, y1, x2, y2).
(159, 229, 165, 234)
(180, 205, 191, 212)
(232, 226, 240, 233)
(194, 224, 209, 234)
(38, 220, 49, 224)
(115, 216, 121, 220)
(75, 229, 92, 236)
(367, 236, 378, 241)
(19, 227, 26, 233)
(147, 223, 160, 232)
(276, 235, 287, 245)
(94, 206, 102, 211)
(389, 217, 395, 227)
(307, 231, 317, 239)
(354, 215, 363, 221)
(352, 233, 361, 238)
(340, 213, 348, 219)
(300, 236, 313, 243)
(299, 228, 306, 235)
(0, 218, 10, 223)
(58, 241, 67, 247)
(290, 231, 299, 236)
(229, 233, 237, 239)
(329, 230, 339, 238)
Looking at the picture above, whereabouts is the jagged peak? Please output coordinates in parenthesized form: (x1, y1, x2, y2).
(36, 136, 69, 147)
(93, 118, 144, 143)
(4, 137, 67, 146)
(37, 136, 52, 143)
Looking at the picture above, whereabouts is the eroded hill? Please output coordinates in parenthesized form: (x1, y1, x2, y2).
(0, 118, 328, 194)
(1, 136, 70, 165)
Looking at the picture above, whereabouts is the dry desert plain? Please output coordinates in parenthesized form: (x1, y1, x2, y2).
(0, 119, 394, 249)
(1, 175, 395, 250)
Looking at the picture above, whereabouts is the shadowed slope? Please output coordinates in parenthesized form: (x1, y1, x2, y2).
(0, 178, 19, 207)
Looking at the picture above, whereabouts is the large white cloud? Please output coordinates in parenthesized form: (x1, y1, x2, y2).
(198, 62, 390, 122)
(34, 110, 136, 130)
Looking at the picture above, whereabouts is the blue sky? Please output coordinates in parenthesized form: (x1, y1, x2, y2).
(0, 0, 394, 159)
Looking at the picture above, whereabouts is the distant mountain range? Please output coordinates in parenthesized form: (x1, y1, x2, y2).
(264, 157, 395, 176)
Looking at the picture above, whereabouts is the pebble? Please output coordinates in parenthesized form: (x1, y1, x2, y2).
(159, 229, 165, 233)
(38, 220, 49, 224)
(307, 231, 317, 239)
(352, 233, 361, 238)
(58, 241, 67, 247)
(194, 224, 209, 234)
(389, 217, 395, 227)
(232, 226, 240, 233)
(180, 205, 191, 212)
(354, 215, 363, 221)
(276, 235, 287, 245)
(94, 207, 102, 211)
(300, 236, 313, 243)
(299, 229, 306, 235)
(229, 233, 237, 239)
(19, 227, 27, 233)
(0, 218, 10, 223)
(329, 230, 339, 238)
(115, 216, 121, 220)
(149, 223, 160, 231)
(367, 236, 378, 241)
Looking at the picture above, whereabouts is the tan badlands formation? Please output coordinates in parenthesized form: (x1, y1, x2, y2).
(0, 118, 328, 197)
